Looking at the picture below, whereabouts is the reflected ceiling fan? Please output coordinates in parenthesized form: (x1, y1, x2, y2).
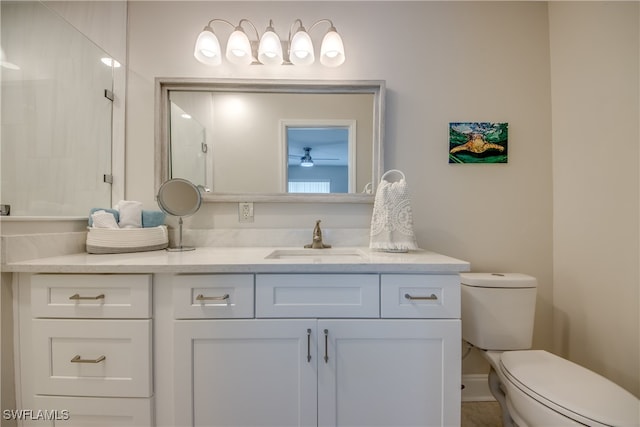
(289, 147, 338, 167)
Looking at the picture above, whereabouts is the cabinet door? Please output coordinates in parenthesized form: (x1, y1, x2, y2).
(318, 319, 461, 427)
(174, 319, 318, 427)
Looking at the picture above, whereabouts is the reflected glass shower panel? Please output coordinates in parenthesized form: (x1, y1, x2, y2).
(169, 101, 207, 189)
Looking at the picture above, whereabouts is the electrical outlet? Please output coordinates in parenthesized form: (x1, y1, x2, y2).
(238, 202, 254, 223)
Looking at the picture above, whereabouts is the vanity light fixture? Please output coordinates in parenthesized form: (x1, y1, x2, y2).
(193, 18, 345, 67)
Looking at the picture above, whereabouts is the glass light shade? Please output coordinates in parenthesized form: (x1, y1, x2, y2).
(290, 30, 314, 65)
(300, 159, 314, 167)
(194, 27, 222, 66)
(100, 57, 121, 68)
(226, 29, 253, 65)
(258, 30, 283, 65)
(0, 47, 20, 70)
(320, 29, 345, 67)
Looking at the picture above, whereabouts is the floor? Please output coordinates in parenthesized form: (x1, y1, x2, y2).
(461, 401, 503, 427)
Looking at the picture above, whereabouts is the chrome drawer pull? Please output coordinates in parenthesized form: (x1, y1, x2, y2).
(71, 355, 106, 364)
(404, 293, 438, 301)
(323, 329, 329, 363)
(195, 293, 230, 301)
(69, 293, 105, 300)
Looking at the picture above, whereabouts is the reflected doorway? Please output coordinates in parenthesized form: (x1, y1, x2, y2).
(282, 120, 356, 194)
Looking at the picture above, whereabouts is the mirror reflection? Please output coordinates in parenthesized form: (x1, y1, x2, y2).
(157, 178, 202, 218)
(286, 123, 354, 193)
(157, 79, 384, 203)
(169, 101, 207, 189)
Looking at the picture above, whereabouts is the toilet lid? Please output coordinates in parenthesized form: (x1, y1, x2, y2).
(500, 351, 639, 426)
(460, 272, 537, 288)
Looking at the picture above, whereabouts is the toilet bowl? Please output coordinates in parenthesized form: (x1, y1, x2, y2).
(461, 273, 640, 427)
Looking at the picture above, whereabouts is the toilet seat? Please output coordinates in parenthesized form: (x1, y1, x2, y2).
(499, 350, 639, 427)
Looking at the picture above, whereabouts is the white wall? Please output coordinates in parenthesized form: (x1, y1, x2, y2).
(549, 1, 639, 397)
(127, 0, 554, 377)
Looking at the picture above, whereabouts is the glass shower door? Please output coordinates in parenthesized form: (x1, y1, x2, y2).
(1, 1, 113, 216)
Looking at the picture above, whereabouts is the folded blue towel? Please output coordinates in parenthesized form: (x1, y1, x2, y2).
(88, 208, 119, 227)
(142, 210, 166, 228)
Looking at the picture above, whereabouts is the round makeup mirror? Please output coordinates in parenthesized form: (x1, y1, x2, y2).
(157, 178, 202, 251)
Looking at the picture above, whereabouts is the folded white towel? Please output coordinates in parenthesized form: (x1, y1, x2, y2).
(115, 200, 143, 228)
(369, 170, 419, 252)
(91, 210, 119, 229)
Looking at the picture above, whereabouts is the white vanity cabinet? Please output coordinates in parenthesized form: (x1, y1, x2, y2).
(16, 273, 154, 427)
(169, 273, 461, 427)
(8, 247, 467, 427)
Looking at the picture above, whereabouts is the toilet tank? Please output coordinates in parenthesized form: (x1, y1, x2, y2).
(461, 273, 537, 350)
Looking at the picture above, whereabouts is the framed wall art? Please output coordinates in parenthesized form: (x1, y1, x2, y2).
(449, 122, 508, 164)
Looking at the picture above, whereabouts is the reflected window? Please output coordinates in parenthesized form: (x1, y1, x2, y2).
(285, 123, 355, 194)
(288, 180, 331, 194)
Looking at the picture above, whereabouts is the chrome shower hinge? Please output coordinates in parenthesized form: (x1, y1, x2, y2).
(104, 89, 114, 101)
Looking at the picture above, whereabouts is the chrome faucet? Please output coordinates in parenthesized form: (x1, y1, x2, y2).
(304, 220, 331, 249)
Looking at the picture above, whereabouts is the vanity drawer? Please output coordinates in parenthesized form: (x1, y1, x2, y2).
(31, 274, 152, 319)
(173, 274, 254, 319)
(381, 274, 460, 318)
(32, 319, 152, 397)
(256, 274, 379, 318)
(32, 395, 153, 427)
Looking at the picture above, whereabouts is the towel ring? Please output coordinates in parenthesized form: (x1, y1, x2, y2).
(380, 169, 406, 183)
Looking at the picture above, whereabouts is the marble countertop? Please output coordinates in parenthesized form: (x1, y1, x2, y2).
(3, 247, 470, 274)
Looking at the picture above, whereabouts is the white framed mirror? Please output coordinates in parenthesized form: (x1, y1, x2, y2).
(155, 79, 385, 203)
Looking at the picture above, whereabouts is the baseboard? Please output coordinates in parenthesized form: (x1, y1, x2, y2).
(461, 374, 495, 402)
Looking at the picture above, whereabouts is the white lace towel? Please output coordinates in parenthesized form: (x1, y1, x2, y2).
(369, 170, 419, 252)
(115, 200, 143, 228)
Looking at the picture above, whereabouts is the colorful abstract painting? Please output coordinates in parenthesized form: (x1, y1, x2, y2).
(449, 122, 508, 164)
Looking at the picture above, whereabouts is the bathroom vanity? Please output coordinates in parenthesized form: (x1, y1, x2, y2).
(6, 247, 469, 427)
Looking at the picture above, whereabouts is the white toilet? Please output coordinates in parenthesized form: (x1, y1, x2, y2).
(461, 272, 640, 427)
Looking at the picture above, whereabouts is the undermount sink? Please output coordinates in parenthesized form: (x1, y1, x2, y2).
(265, 248, 367, 261)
